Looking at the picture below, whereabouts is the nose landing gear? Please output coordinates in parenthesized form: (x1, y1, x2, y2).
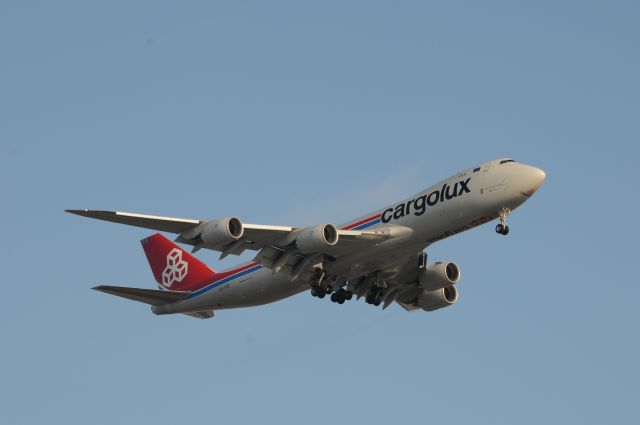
(495, 207, 511, 235)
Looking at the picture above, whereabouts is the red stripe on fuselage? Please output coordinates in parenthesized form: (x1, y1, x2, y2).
(342, 214, 382, 230)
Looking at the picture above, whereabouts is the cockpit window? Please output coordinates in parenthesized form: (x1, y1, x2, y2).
(500, 159, 517, 164)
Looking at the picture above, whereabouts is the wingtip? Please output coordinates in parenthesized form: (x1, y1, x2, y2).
(65, 209, 88, 215)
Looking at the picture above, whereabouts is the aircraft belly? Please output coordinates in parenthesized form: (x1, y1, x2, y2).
(330, 242, 425, 282)
(187, 269, 306, 310)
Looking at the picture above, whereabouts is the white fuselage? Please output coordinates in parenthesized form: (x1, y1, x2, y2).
(154, 159, 545, 314)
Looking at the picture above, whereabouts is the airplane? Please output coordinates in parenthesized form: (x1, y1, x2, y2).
(66, 158, 545, 319)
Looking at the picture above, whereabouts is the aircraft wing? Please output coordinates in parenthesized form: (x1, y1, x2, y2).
(66, 209, 399, 252)
(66, 209, 295, 254)
(66, 210, 203, 233)
(67, 209, 412, 277)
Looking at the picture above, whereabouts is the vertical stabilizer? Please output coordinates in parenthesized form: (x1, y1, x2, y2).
(141, 233, 216, 291)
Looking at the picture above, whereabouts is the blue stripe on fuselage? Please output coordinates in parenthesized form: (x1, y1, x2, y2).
(186, 264, 263, 299)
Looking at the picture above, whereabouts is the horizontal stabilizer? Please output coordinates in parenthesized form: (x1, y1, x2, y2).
(93, 285, 190, 306)
(183, 310, 215, 319)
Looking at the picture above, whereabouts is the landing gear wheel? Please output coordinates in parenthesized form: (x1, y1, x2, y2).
(495, 224, 510, 235)
(325, 286, 333, 294)
(317, 291, 325, 299)
(344, 290, 353, 301)
(336, 288, 347, 304)
(311, 287, 321, 297)
(330, 293, 339, 303)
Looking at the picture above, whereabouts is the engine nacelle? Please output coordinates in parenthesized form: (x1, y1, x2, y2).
(295, 224, 339, 254)
(417, 286, 458, 311)
(200, 216, 244, 247)
(419, 262, 461, 291)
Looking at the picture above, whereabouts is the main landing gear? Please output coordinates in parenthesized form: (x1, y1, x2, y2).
(309, 268, 353, 304)
(330, 288, 353, 304)
(495, 207, 511, 235)
(365, 286, 383, 306)
(310, 286, 326, 299)
(310, 267, 328, 299)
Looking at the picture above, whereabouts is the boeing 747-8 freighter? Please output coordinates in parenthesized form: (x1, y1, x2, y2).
(67, 158, 545, 319)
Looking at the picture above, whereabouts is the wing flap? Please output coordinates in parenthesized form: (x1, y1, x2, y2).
(241, 223, 295, 247)
(93, 285, 190, 306)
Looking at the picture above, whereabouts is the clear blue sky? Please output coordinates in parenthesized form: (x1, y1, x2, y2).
(1, 1, 638, 424)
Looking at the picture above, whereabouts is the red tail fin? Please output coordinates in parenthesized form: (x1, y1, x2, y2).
(141, 233, 216, 291)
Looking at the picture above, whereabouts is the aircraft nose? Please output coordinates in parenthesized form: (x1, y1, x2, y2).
(531, 166, 546, 189)
(518, 165, 546, 198)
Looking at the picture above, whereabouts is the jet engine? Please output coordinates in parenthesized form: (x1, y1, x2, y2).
(419, 262, 461, 291)
(416, 286, 458, 311)
(296, 224, 339, 254)
(200, 216, 244, 247)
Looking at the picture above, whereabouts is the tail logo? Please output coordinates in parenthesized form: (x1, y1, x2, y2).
(162, 248, 189, 288)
